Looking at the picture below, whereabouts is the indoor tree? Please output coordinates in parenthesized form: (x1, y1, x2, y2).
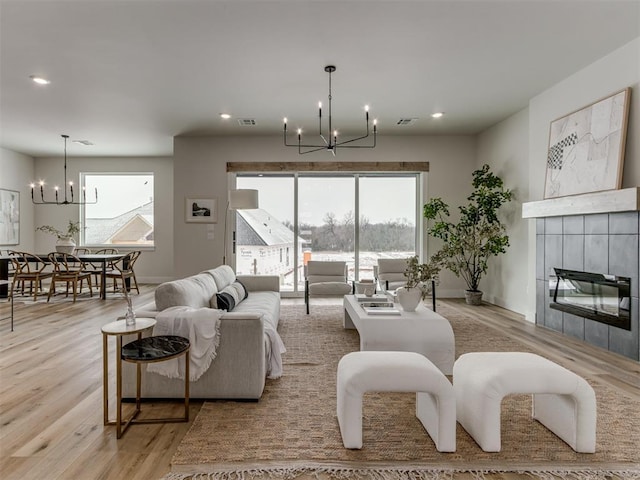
(423, 164, 513, 304)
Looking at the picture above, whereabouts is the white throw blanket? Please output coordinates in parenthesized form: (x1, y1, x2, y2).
(264, 323, 285, 379)
(147, 306, 222, 382)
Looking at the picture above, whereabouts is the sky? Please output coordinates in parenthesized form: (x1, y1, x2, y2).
(80, 173, 417, 226)
(84, 174, 153, 218)
(237, 175, 417, 226)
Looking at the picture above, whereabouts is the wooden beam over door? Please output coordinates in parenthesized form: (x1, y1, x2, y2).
(226, 162, 429, 173)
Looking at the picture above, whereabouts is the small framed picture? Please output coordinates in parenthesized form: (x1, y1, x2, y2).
(185, 197, 217, 223)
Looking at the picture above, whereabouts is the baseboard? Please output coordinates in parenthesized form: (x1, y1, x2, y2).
(137, 276, 173, 284)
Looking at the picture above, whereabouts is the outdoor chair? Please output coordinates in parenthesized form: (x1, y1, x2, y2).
(105, 250, 141, 295)
(47, 252, 93, 303)
(374, 258, 437, 311)
(374, 258, 411, 292)
(9, 252, 54, 302)
(304, 260, 352, 314)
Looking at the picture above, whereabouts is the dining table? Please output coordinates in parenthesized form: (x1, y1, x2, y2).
(0, 253, 128, 300)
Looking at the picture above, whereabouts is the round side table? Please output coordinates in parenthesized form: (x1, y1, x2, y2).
(101, 318, 156, 438)
(121, 335, 191, 436)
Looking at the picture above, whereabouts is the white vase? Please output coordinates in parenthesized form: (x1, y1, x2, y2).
(396, 286, 422, 312)
(56, 237, 76, 254)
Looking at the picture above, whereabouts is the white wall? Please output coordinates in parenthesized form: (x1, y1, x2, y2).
(32, 155, 174, 283)
(0, 148, 35, 252)
(173, 134, 477, 296)
(477, 108, 530, 316)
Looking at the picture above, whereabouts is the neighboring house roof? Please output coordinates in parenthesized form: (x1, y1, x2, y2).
(85, 201, 154, 244)
(236, 209, 302, 247)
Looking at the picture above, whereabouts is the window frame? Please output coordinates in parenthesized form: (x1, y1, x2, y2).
(235, 171, 422, 295)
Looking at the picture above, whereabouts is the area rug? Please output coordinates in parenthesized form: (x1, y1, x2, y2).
(164, 304, 640, 480)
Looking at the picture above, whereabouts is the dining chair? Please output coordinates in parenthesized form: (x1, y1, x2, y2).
(10, 252, 54, 302)
(0, 279, 14, 331)
(74, 247, 92, 254)
(87, 248, 120, 287)
(47, 252, 93, 303)
(105, 250, 141, 295)
(304, 260, 352, 314)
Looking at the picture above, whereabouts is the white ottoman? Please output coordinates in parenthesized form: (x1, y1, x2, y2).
(454, 352, 596, 453)
(336, 351, 456, 452)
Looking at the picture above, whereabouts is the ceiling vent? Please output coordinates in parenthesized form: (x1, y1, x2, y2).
(396, 118, 419, 126)
(73, 140, 94, 146)
(237, 118, 256, 126)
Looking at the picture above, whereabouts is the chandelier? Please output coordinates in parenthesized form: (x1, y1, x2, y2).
(283, 65, 377, 156)
(31, 134, 98, 205)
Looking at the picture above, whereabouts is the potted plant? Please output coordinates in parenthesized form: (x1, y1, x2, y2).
(396, 254, 443, 311)
(36, 220, 81, 254)
(423, 164, 513, 305)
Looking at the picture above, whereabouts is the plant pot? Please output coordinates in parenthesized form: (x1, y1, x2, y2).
(396, 286, 422, 312)
(56, 237, 76, 254)
(465, 290, 483, 305)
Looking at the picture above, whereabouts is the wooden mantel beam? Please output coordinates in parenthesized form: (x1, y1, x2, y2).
(227, 162, 429, 173)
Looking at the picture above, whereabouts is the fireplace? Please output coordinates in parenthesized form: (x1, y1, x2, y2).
(550, 268, 631, 331)
(529, 201, 638, 361)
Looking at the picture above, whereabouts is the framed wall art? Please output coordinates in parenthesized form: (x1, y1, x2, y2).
(544, 87, 631, 199)
(0, 188, 20, 245)
(185, 197, 217, 223)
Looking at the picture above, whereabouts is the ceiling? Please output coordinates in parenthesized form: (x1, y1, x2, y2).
(1, 0, 639, 158)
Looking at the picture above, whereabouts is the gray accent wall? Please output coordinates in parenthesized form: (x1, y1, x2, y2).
(535, 212, 640, 361)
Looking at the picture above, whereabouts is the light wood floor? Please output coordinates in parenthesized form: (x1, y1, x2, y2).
(0, 287, 638, 480)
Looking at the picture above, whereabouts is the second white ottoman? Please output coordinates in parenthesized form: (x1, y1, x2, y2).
(453, 352, 596, 453)
(337, 351, 456, 452)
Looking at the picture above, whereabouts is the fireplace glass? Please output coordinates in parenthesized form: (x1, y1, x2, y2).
(550, 268, 631, 330)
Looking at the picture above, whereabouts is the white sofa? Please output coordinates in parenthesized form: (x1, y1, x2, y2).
(121, 265, 281, 400)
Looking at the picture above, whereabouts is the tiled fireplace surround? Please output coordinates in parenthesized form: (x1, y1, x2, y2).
(535, 211, 639, 361)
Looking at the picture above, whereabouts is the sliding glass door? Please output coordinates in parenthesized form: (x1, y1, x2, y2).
(236, 173, 419, 294)
(358, 175, 417, 280)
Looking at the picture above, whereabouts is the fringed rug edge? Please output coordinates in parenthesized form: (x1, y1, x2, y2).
(161, 462, 640, 480)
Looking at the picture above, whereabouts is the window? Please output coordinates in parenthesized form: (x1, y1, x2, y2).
(236, 173, 419, 293)
(81, 173, 154, 247)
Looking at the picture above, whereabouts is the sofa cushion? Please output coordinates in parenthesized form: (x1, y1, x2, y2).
(203, 265, 236, 291)
(232, 291, 280, 331)
(155, 273, 218, 311)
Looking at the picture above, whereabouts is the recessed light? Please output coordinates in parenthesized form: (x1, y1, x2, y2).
(29, 75, 50, 85)
(220, 113, 231, 119)
(431, 112, 444, 119)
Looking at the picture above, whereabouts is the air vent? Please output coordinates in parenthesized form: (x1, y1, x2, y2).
(237, 118, 256, 126)
(397, 118, 419, 125)
(73, 140, 94, 146)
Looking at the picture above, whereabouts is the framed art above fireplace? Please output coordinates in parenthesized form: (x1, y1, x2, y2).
(544, 87, 631, 199)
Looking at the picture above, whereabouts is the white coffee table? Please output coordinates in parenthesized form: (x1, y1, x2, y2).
(343, 294, 455, 375)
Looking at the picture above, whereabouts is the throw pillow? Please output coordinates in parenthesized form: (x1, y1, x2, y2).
(233, 280, 249, 301)
(214, 292, 236, 312)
